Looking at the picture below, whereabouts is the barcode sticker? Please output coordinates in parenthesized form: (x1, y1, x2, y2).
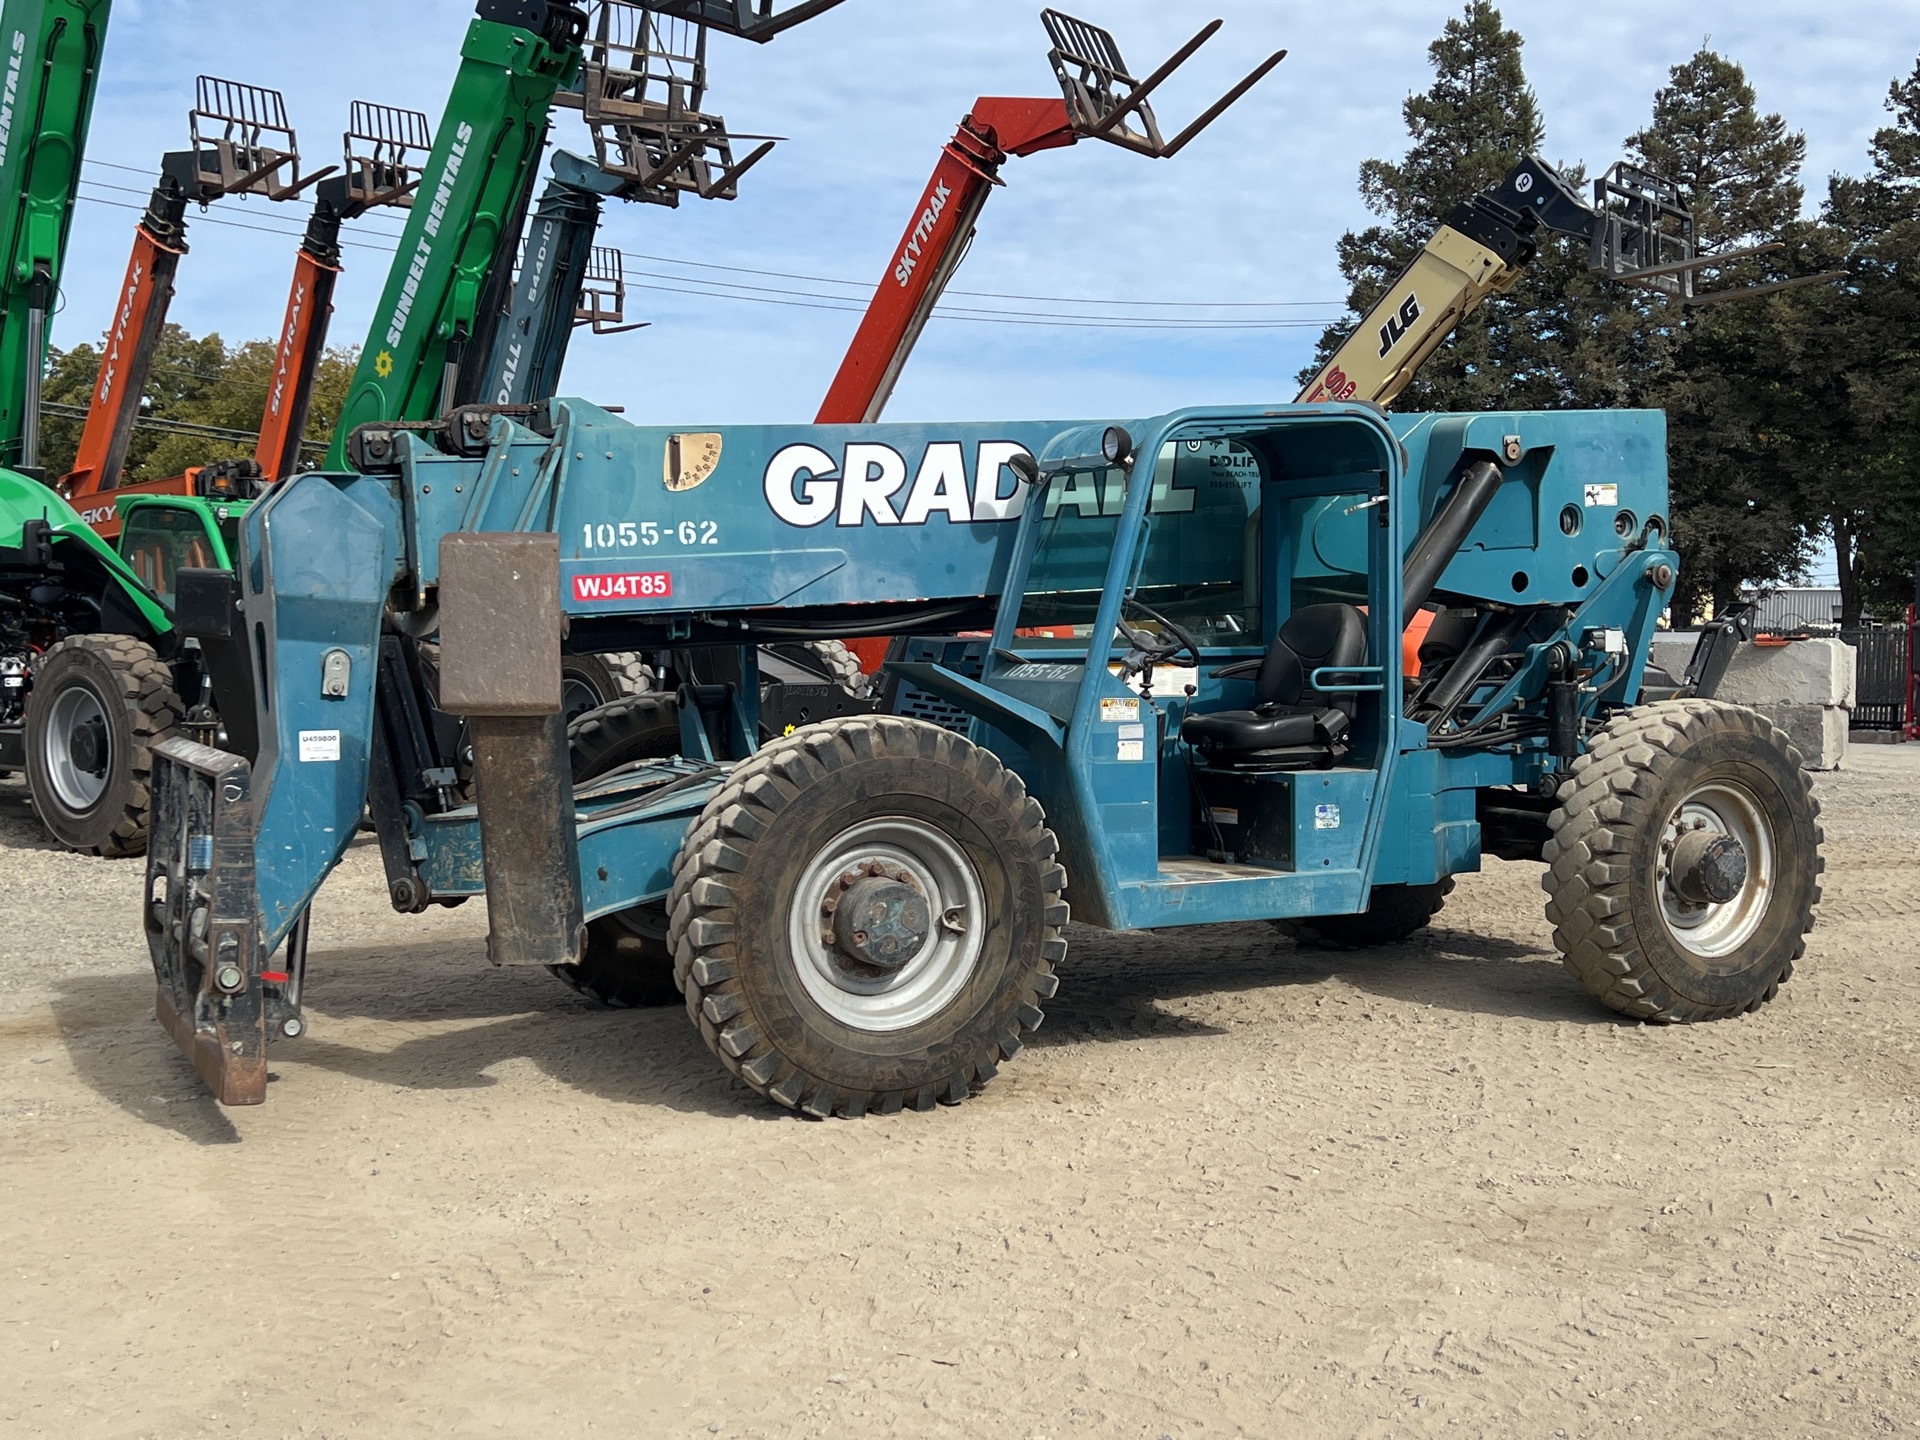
(298, 730, 341, 763)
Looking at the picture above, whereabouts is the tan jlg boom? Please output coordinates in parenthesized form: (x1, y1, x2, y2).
(1299, 155, 1836, 411)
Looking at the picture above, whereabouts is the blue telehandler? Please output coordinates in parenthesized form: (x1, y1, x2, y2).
(145, 388, 1822, 1111)
(135, 11, 1827, 1116)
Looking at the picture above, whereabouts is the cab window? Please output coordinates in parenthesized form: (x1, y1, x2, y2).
(120, 507, 219, 602)
(1016, 440, 1263, 649)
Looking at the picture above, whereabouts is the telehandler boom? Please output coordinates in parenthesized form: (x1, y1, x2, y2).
(57, 74, 320, 513)
(255, 103, 437, 482)
(0, 0, 112, 479)
(1299, 157, 1838, 408)
(322, 0, 590, 469)
(818, 10, 1284, 426)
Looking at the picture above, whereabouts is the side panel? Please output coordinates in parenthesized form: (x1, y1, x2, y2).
(402, 404, 1088, 616)
(0, 466, 172, 634)
(241, 470, 401, 949)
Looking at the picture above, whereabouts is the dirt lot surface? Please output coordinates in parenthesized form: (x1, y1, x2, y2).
(2, 748, 1917, 1439)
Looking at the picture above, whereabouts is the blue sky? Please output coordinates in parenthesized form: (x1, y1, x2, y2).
(54, 1, 1920, 580)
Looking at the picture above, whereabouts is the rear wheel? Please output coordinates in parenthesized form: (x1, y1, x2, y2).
(547, 694, 684, 1008)
(560, 653, 655, 725)
(670, 716, 1067, 1117)
(1274, 880, 1454, 949)
(1543, 700, 1822, 1021)
(25, 634, 181, 857)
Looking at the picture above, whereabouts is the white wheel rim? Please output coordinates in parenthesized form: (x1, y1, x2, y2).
(1655, 780, 1775, 966)
(42, 682, 113, 811)
(787, 816, 986, 1033)
(562, 675, 605, 724)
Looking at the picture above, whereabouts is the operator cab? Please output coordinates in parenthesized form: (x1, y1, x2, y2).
(976, 408, 1406, 923)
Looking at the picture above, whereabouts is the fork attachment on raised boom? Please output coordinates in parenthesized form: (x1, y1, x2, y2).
(818, 9, 1286, 425)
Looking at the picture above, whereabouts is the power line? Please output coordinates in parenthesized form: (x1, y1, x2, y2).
(75, 189, 403, 254)
(73, 177, 1348, 335)
(79, 155, 1339, 311)
(627, 278, 1334, 329)
(39, 401, 326, 453)
(620, 248, 1341, 309)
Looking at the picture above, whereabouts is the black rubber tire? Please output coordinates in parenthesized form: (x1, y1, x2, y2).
(547, 694, 685, 1009)
(805, 639, 873, 698)
(601, 651, 657, 696)
(25, 634, 181, 857)
(668, 715, 1068, 1117)
(560, 654, 625, 724)
(1274, 879, 1455, 949)
(1543, 699, 1823, 1022)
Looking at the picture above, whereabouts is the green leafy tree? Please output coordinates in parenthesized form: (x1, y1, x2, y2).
(1622, 49, 1813, 620)
(38, 324, 358, 482)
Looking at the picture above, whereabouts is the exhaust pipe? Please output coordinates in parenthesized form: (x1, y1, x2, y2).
(1402, 459, 1505, 626)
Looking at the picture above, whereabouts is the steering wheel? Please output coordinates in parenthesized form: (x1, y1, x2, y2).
(1117, 596, 1203, 671)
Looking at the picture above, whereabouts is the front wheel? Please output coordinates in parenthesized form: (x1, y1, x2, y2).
(25, 634, 181, 857)
(669, 716, 1067, 1117)
(1543, 700, 1823, 1022)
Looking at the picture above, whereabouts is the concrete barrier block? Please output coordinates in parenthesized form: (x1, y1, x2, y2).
(1647, 633, 1697, 683)
(1713, 640, 1855, 709)
(1756, 703, 1850, 770)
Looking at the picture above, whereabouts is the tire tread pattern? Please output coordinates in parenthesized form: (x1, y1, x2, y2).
(1542, 699, 1824, 1022)
(668, 715, 1066, 1117)
(30, 633, 181, 857)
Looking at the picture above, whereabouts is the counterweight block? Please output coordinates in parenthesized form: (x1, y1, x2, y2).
(440, 533, 586, 969)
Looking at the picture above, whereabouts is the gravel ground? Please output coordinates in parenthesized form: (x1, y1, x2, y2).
(1, 748, 1916, 1439)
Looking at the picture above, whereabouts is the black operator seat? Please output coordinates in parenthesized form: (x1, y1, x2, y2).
(1181, 603, 1366, 762)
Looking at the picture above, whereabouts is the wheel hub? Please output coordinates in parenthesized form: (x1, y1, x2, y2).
(791, 819, 987, 1034)
(42, 682, 115, 810)
(833, 875, 931, 972)
(66, 717, 107, 775)
(1655, 782, 1777, 965)
(1671, 829, 1747, 906)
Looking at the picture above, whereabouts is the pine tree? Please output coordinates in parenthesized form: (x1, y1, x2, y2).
(1766, 54, 1920, 624)
(1622, 49, 1813, 620)
(1310, 2, 1577, 412)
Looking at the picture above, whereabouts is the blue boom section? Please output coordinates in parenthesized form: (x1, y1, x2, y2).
(234, 399, 1674, 952)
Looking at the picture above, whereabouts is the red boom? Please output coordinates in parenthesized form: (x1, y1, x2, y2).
(816, 97, 1076, 426)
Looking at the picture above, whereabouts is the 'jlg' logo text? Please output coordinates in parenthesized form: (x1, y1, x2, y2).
(1377, 293, 1422, 358)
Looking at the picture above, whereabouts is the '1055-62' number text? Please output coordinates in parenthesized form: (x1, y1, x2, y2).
(581, 519, 719, 550)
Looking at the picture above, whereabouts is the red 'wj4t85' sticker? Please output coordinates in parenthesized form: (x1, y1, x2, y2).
(573, 571, 673, 602)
